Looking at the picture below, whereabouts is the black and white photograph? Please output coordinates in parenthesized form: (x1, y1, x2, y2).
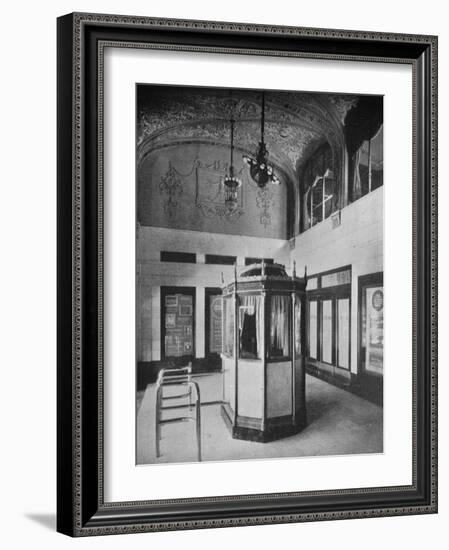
(0, 0, 442, 545)
(135, 84, 384, 465)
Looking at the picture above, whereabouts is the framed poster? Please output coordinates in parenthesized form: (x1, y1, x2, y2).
(57, 12, 437, 536)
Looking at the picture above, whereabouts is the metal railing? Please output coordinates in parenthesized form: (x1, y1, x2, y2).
(155, 364, 202, 461)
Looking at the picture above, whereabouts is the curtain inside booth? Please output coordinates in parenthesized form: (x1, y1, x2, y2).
(295, 298, 301, 357)
(239, 295, 262, 359)
(269, 295, 291, 358)
(223, 296, 234, 356)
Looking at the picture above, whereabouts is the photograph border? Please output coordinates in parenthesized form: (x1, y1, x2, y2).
(57, 12, 437, 536)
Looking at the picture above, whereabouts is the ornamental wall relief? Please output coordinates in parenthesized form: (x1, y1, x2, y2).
(159, 161, 185, 218)
(256, 187, 275, 229)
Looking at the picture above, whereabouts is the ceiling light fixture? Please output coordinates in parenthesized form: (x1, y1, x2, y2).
(222, 118, 242, 213)
(243, 92, 281, 187)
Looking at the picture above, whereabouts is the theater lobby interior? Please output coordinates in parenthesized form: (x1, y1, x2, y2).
(135, 85, 384, 464)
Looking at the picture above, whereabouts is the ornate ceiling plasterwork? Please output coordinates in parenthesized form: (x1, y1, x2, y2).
(138, 119, 315, 180)
(137, 88, 358, 177)
(326, 94, 359, 124)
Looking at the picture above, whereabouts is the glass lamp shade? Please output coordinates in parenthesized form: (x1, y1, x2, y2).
(223, 172, 242, 212)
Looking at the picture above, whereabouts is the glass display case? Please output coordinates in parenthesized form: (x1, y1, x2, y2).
(221, 261, 307, 442)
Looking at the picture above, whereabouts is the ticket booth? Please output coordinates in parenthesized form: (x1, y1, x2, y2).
(221, 261, 307, 442)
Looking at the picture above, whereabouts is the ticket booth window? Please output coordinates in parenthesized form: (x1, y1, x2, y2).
(239, 295, 262, 359)
(268, 295, 291, 359)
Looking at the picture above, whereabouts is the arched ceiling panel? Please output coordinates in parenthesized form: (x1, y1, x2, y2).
(137, 86, 357, 178)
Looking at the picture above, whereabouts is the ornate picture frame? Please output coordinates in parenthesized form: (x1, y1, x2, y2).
(57, 12, 437, 536)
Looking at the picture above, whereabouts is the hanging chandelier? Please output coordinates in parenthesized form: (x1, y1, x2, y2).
(222, 118, 242, 212)
(243, 92, 281, 188)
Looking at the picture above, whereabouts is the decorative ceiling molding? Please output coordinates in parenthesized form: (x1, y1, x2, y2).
(137, 87, 357, 176)
(326, 94, 359, 124)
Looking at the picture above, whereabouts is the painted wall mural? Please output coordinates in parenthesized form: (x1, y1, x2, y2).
(157, 155, 278, 229)
(139, 143, 286, 239)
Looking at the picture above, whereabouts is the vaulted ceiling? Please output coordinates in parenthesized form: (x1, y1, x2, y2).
(137, 86, 357, 183)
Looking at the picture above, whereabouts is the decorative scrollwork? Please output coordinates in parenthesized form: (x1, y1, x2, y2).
(196, 201, 244, 222)
(256, 187, 275, 228)
(159, 162, 184, 216)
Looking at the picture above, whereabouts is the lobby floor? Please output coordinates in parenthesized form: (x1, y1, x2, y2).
(136, 373, 383, 465)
